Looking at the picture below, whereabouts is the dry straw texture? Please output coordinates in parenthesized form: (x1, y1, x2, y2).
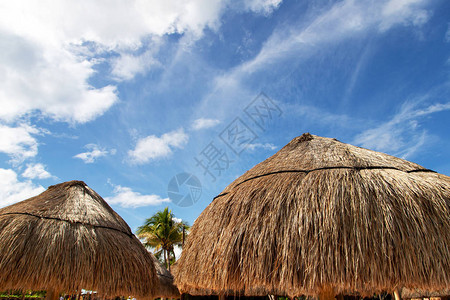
(401, 288, 450, 299)
(0, 180, 158, 298)
(150, 254, 180, 299)
(174, 133, 450, 297)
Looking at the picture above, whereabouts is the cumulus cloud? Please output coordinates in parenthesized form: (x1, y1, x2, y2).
(105, 184, 170, 208)
(128, 128, 188, 164)
(22, 163, 53, 179)
(191, 118, 221, 130)
(0, 29, 118, 124)
(74, 144, 116, 163)
(0, 124, 41, 163)
(0, 0, 288, 124)
(0, 168, 45, 208)
(172, 217, 183, 223)
(354, 101, 450, 158)
(0, 0, 230, 123)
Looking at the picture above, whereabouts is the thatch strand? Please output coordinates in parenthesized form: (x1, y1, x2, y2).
(0, 181, 158, 298)
(174, 133, 450, 297)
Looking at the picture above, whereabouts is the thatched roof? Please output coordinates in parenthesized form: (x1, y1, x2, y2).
(174, 133, 450, 297)
(401, 288, 450, 299)
(0, 180, 158, 298)
(150, 254, 180, 299)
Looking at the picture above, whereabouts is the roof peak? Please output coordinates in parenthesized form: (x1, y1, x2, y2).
(48, 180, 87, 190)
(297, 132, 314, 142)
(0, 180, 132, 235)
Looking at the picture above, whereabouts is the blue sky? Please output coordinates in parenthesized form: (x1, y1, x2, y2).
(0, 0, 449, 232)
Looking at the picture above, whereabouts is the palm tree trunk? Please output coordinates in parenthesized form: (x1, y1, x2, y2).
(164, 249, 168, 270)
(168, 249, 171, 272)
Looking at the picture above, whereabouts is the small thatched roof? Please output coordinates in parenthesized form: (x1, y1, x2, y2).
(150, 254, 180, 299)
(174, 133, 450, 298)
(0, 180, 158, 298)
(401, 288, 450, 299)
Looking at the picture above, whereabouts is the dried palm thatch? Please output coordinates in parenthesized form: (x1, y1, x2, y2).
(0, 180, 158, 299)
(174, 133, 450, 298)
(150, 254, 180, 299)
(401, 288, 450, 299)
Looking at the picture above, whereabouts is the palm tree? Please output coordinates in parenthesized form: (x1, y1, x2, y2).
(136, 207, 189, 271)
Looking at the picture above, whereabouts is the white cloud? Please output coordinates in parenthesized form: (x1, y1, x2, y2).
(105, 184, 170, 208)
(0, 0, 229, 123)
(128, 128, 188, 164)
(243, 0, 283, 15)
(246, 143, 277, 151)
(242, 0, 430, 74)
(379, 0, 430, 32)
(111, 44, 162, 81)
(0, 0, 290, 124)
(0, 30, 118, 124)
(0, 168, 45, 208)
(354, 101, 450, 158)
(172, 217, 183, 223)
(74, 144, 116, 164)
(0, 124, 41, 163)
(22, 163, 52, 179)
(191, 118, 221, 130)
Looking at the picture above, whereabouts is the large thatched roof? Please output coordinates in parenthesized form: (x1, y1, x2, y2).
(150, 254, 180, 299)
(174, 133, 450, 298)
(0, 180, 158, 298)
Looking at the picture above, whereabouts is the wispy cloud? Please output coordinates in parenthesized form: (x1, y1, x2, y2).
(128, 128, 189, 164)
(246, 142, 277, 151)
(342, 42, 374, 104)
(0, 168, 44, 208)
(445, 23, 450, 42)
(283, 101, 360, 129)
(239, 0, 429, 75)
(191, 118, 221, 130)
(195, 0, 432, 121)
(243, 0, 283, 15)
(111, 42, 162, 81)
(22, 163, 53, 179)
(105, 183, 170, 208)
(354, 100, 450, 158)
(74, 144, 116, 164)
